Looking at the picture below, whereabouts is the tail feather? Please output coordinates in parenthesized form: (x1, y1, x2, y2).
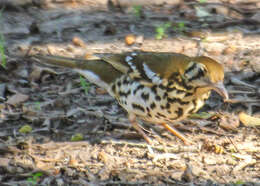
(32, 54, 122, 90)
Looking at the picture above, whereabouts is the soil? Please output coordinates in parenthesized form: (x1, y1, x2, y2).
(0, 0, 260, 185)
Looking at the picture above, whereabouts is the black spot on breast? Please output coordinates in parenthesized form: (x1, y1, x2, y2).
(157, 112, 166, 118)
(133, 77, 142, 81)
(176, 89, 185, 94)
(146, 107, 150, 113)
(119, 90, 131, 97)
(167, 81, 174, 87)
(184, 92, 193, 97)
(133, 84, 145, 95)
(132, 103, 145, 112)
(166, 103, 170, 109)
(147, 113, 152, 117)
(167, 97, 189, 105)
(141, 92, 149, 101)
(159, 84, 166, 90)
(117, 81, 121, 87)
(111, 84, 116, 93)
(163, 92, 168, 99)
(166, 87, 176, 92)
(151, 85, 157, 94)
(150, 102, 156, 109)
(155, 95, 161, 101)
(123, 78, 129, 85)
(175, 107, 183, 118)
(160, 105, 165, 110)
(180, 81, 193, 90)
(167, 110, 171, 114)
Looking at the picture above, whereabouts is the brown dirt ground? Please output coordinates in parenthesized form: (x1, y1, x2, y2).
(0, 0, 260, 185)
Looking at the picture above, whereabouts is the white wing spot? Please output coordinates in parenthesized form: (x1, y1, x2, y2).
(143, 63, 162, 84)
(125, 56, 133, 62)
(127, 61, 137, 71)
(131, 52, 137, 56)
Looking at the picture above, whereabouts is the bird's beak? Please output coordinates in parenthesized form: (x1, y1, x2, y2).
(210, 82, 229, 101)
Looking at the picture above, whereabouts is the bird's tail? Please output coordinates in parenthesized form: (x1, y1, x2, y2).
(32, 54, 96, 69)
(31, 54, 122, 90)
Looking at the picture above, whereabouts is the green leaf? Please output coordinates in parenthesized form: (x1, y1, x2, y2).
(19, 125, 32, 134)
(71, 133, 83, 141)
(80, 75, 90, 95)
(163, 22, 171, 29)
(234, 180, 244, 185)
(133, 5, 142, 18)
(0, 10, 6, 68)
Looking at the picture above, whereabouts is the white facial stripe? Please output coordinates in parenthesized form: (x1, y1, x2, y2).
(143, 63, 162, 84)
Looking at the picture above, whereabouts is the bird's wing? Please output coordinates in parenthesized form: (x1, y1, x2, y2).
(98, 52, 192, 85)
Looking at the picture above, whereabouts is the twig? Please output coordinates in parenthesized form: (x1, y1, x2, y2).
(226, 136, 239, 153)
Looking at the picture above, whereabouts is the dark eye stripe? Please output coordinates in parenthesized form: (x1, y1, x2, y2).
(185, 62, 197, 74)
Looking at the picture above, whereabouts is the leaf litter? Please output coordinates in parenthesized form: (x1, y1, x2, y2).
(0, 0, 259, 185)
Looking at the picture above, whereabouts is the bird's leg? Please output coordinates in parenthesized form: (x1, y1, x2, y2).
(128, 114, 153, 144)
(160, 123, 194, 145)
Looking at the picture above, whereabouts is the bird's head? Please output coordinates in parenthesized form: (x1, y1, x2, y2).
(183, 56, 229, 100)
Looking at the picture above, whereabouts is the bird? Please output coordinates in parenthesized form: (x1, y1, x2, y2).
(32, 51, 229, 145)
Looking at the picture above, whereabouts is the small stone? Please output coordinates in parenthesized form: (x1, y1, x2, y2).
(203, 156, 217, 165)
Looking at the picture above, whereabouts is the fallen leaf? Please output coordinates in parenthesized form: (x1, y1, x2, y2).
(6, 93, 29, 106)
(72, 37, 86, 48)
(0, 158, 10, 167)
(219, 113, 239, 131)
(96, 87, 107, 95)
(125, 34, 136, 45)
(239, 112, 260, 127)
(29, 65, 57, 82)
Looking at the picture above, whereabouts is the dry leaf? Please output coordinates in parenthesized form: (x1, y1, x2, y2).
(125, 34, 136, 45)
(72, 37, 86, 48)
(29, 65, 57, 82)
(0, 158, 10, 167)
(96, 87, 107, 95)
(6, 93, 29, 106)
(239, 112, 260, 127)
(219, 113, 239, 130)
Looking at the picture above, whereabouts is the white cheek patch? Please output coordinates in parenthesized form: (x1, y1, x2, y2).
(143, 63, 162, 84)
(76, 69, 109, 90)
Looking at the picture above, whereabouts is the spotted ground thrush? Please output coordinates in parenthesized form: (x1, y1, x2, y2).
(32, 52, 228, 144)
